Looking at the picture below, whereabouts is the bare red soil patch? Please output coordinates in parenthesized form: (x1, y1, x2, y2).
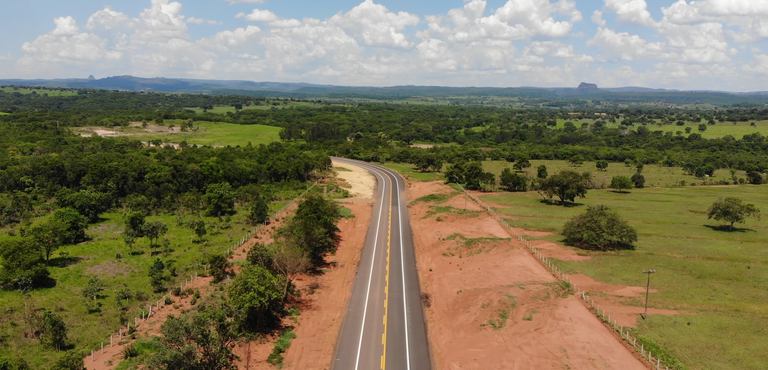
(407, 181, 648, 370)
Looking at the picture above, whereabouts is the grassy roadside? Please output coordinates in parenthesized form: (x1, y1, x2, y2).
(382, 163, 442, 182)
(483, 160, 746, 188)
(479, 186, 768, 370)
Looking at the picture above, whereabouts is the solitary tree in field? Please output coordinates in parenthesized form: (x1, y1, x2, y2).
(513, 159, 531, 172)
(142, 221, 168, 249)
(631, 173, 646, 189)
(539, 171, 587, 204)
(707, 197, 761, 230)
(536, 165, 548, 179)
(698, 124, 707, 132)
(562, 205, 638, 250)
(568, 155, 584, 167)
(188, 219, 207, 242)
(40, 311, 67, 351)
(610, 176, 634, 193)
(500, 168, 528, 192)
(595, 160, 608, 171)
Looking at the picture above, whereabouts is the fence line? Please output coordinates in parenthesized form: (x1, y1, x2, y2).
(86, 180, 320, 367)
(456, 184, 669, 370)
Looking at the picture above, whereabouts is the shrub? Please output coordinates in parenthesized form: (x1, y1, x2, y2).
(562, 205, 637, 250)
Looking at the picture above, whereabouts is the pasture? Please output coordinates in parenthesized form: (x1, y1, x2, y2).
(553, 119, 768, 139)
(480, 185, 768, 370)
(184, 101, 319, 114)
(483, 160, 747, 188)
(0, 87, 78, 97)
(128, 120, 282, 147)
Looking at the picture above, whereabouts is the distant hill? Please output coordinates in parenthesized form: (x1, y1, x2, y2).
(2, 75, 768, 105)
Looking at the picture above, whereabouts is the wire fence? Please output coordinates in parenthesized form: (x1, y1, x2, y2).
(456, 184, 672, 370)
(85, 180, 320, 367)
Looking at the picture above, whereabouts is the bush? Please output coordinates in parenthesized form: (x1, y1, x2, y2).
(562, 205, 637, 250)
(610, 176, 634, 192)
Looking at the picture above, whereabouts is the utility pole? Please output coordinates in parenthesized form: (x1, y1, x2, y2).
(642, 269, 656, 320)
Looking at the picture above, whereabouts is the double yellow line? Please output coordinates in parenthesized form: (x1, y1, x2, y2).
(381, 185, 392, 369)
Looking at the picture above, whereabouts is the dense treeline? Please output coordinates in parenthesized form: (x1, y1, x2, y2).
(2, 88, 768, 178)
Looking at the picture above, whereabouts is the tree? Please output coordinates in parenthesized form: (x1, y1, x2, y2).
(462, 162, 485, 190)
(746, 171, 763, 185)
(707, 197, 761, 230)
(246, 194, 269, 226)
(536, 165, 548, 179)
(142, 221, 168, 249)
(51, 208, 88, 245)
(40, 311, 67, 351)
(282, 194, 342, 267)
(269, 241, 312, 299)
(82, 276, 103, 299)
(188, 219, 207, 242)
(513, 159, 531, 172)
(124, 211, 146, 240)
(50, 352, 85, 370)
(227, 266, 285, 332)
(631, 173, 646, 189)
(207, 254, 232, 283)
(0, 239, 49, 291)
(149, 309, 238, 370)
(562, 205, 638, 250)
(28, 221, 64, 265)
(610, 176, 634, 193)
(444, 162, 465, 184)
(149, 258, 166, 292)
(698, 123, 707, 132)
(204, 183, 236, 217)
(500, 168, 527, 192)
(539, 171, 587, 204)
(568, 155, 584, 167)
(56, 190, 111, 223)
(595, 161, 608, 171)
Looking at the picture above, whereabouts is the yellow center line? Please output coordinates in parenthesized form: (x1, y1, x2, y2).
(381, 185, 392, 370)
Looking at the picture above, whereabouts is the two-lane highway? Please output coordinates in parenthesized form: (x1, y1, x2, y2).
(332, 158, 431, 370)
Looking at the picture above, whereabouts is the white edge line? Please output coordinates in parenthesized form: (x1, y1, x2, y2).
(353, 162, 386, 370)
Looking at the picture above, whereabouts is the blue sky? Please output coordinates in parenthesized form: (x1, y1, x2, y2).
(1, 0, 767, 91)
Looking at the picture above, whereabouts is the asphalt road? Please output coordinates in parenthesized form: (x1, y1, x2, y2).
(332, 158, 431, 370)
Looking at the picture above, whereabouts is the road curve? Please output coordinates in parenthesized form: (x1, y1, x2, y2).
(332, 158, 431, 370)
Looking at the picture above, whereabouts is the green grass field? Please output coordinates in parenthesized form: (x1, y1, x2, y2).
(0, 87, 78, 97)
(483, 160, 746, 188)
(137, 120, 282, 147)
(185, 102, 319, 114)
(480, 185, 768, 370)
(383, 163, 442, 182)
(553, 119, 768, 139)
(652, 121, 768, 139)
(0, 112, 8, 115)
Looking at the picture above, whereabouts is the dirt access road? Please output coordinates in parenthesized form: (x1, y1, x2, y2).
(408, 181, 649, 370)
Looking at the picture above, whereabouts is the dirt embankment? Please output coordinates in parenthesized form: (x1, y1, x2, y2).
(331, 160, 375, 199)
(408, 181, 649, 370)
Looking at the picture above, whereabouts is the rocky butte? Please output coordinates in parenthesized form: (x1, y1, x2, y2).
(577, 82, 598, 90)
